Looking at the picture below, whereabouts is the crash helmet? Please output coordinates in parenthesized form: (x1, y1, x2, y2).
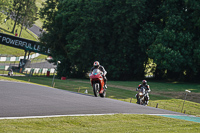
(93, 61, 100, 68)
(142, 80, 147, 85)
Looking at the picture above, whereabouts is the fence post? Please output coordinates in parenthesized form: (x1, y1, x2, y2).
(156, 103, 158, 108)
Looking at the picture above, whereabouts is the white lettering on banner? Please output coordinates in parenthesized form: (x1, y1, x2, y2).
(34, 45, 37, 50)
(25, 42, 28, 48)
(15, 40, 19, 46)
(2, 37, 6, 42)
(37, 45, 40, 51)
(28, 43, 32, 49)
(10, 39, 15, 45)
(0, 34, 50, 54)
(34, 45, 40, 51)
(19, 41, 23, 47)
(23, 42, 27, 48)
(6, 38, 10, 43)
(1, 36, 33, 48)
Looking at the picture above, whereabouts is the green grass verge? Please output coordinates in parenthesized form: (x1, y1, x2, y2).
(108, 80, 200, 93)
(0, 114, 200, 133)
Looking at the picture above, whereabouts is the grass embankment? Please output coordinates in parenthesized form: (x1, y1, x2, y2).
(0, 114, 199, 133)
(108, 80, 200, 115)
(3, 76, 200, 117)
(0, 14, 38, 40)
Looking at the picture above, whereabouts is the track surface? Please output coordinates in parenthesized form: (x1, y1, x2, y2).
(0, 81, 186, 118)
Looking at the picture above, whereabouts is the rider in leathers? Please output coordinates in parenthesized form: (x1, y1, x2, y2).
(90, 61, 107, 89)
(135, 80, 151, 105)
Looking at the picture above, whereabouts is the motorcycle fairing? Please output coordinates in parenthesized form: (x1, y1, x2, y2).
(90, 69, 105, 94)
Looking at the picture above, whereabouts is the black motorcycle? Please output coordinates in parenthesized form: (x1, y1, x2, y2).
(137, 87, 148, 105)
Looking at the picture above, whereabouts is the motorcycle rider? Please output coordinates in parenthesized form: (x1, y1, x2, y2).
(8, 69, 13, 76)
(135, 80, 151, 105)
(90, 61, 107, 89)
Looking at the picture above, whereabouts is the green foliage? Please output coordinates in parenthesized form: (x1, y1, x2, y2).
(40, 0, 147, 80)
(10, 0, 38, 33)
(0, 0, 13, 21)
(19, 0, 38, 37)
(138, 0, 200, 81)
(40, 0, 200, 81)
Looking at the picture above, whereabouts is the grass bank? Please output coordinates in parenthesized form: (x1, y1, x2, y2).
(0, 114, 199, 133)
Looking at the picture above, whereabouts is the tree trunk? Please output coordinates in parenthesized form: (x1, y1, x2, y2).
(11, 14, 18, 33)
(19, 25, 23, 37)
(19, 17, 25, 37)
(11, 1, 22, 34)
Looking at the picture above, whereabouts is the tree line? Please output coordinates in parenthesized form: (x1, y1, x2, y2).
(2, 0, 199, 81)
(40, 0, 200, 81)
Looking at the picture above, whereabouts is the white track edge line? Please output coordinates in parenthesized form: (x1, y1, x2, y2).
(0, 113, 117, 120)
(0, 113, 190, 120)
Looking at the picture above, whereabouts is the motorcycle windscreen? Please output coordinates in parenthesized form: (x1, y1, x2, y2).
(92, 69, 101, 75)
(140, 88, 145, 94)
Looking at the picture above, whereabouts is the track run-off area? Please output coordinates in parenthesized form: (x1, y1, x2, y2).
(0, 80, 199, 123)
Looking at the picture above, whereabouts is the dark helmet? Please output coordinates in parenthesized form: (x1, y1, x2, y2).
(93, 61, 100, 68)
(142, 80, 147, 85)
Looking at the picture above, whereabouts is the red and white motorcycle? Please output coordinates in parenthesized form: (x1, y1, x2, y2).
(89, 69, 106, 97)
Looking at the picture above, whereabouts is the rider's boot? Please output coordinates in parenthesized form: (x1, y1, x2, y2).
(104, 84, 107, 89)
(104, 80, 107, 89)
(136, 99, 139, 104)
(136, 94, 139, 104)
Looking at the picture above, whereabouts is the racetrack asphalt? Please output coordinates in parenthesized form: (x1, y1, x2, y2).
(1, 80, 199, 123)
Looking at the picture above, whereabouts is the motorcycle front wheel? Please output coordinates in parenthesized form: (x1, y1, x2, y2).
(93, 83, 99, 97)
(139, 98, 143, 105)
